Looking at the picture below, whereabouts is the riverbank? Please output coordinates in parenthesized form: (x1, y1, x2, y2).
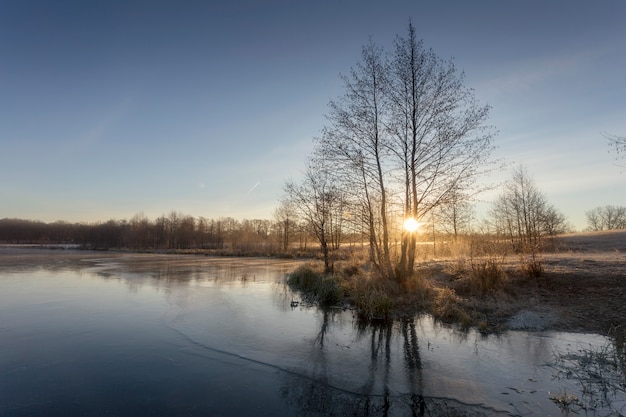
(469, 230, 625, 335)
(288, 230, 626, 337)
(3, 231, 624, 336)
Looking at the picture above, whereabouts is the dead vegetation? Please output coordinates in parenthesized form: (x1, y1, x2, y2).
(288, 230, 626, 335)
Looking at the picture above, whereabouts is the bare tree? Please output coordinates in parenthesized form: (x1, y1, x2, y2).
(388, 21, 495, 280)
(435, 188, 474, 240)
(207, 218, 224, 249)
(196, 216, 209, 248)
(586, 205, 626, 231)
(178, 215, 196, 248)
(492, 166, 567, 253)
(541, 204, 569, 237)
(317, 40, 394, 278)
(128, 212, 152, 249)
(274, 200, 297, 252)
(166, 210, 181, 249)
(316, 22, 495, 282)
(284, 158, 344, 274)
(585, 207, 604, 231)
(603, 205, 626, 229)
(220, 217, 241, 250)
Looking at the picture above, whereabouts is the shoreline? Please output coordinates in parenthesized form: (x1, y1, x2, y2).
(2, 230, 625, 337)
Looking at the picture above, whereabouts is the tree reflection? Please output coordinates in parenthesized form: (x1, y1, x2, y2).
(358, 318, 425, 416)
(357, 319, 393, 414)
(400, 318, 425, 416)
(280, 313, 500, 416)
(310, 309, 331, 387)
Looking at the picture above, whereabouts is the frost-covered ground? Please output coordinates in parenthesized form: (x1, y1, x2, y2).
(495, 230, 626, 334)
(533, 230, 626, 333)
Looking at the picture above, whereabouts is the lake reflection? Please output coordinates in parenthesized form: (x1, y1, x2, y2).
(0, 249, 622, 416)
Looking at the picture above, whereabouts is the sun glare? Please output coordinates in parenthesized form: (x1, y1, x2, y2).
(403, 217, 420, 233)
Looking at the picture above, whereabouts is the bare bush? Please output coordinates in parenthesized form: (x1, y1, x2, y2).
(450, 257, 508, 295)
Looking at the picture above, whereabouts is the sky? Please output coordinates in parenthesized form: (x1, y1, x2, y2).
(1, 0, 624, 231)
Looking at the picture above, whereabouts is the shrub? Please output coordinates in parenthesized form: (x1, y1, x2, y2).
(443, 259, 468, 278)
(287, 265, 343, 306)
(433, 287, 471, 328)
(342, 264, 360, 277)
(471, 258, 508, 293)
(520, 257, 543, 278)
(287, 265, 322, 293)
(451, 257, 507, 295)
(315, 276, 344, 305)
(402, 273, 434, 303)
(350, 277, 397, 320)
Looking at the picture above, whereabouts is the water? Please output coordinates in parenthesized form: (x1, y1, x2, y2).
(0, 248, 623, 416)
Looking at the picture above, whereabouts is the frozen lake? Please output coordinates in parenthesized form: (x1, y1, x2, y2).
(0, 248, 622, 416)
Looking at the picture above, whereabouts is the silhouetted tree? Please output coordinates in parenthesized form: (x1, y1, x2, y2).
(128, 212, 152, 249)
(316, 22, 495, 282)
(284, 158, 343, 273)
(317, 39, 393, 278)
(203, 218, 220, 249)
(90, 219, 125, 248)
(220, 217, 240, 250)
(492, 166, 567, 253)
(389, 21, 495, 280)
(0, 218, 49, 243)
(274, 200, 297, 252)
(435, 188, 474, 239)
(196, 216, 209, 248)
(586, 205, 626, 231)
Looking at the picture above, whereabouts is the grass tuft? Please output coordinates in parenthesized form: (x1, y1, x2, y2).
(470, 259, 508, 293)
(287, 265, 343, 306)
(451, 258, 508, 295)
(350, 277, 396, 320)
(433, 287, 472, 328)
(519, 256, 544, 278)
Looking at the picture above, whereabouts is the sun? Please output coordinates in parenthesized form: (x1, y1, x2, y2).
(403, 217, 420, 233)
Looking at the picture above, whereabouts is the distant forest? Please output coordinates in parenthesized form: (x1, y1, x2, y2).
(0, 213, 308, 255)
(2, 204, 623, 258)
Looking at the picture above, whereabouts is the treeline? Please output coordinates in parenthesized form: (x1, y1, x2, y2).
(0, 212, 313, 255)
(585, 205, 626, 231)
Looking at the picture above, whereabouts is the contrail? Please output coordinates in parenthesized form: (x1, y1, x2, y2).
(247, 181, 261, 194)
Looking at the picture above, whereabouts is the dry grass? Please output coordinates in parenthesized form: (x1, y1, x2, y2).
(447, 257, 508, 296)
(349, 277, 396, 320)
(322, 231, 626, 333)
(6, 231, 623, 334)
(286, 264, 344, 306)
(287, 230, 626, 333)
(432, 287, 472, 328)
(518, 256, 544, 278)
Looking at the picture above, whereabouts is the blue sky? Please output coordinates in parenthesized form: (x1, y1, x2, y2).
(1, 0, 624, 230)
